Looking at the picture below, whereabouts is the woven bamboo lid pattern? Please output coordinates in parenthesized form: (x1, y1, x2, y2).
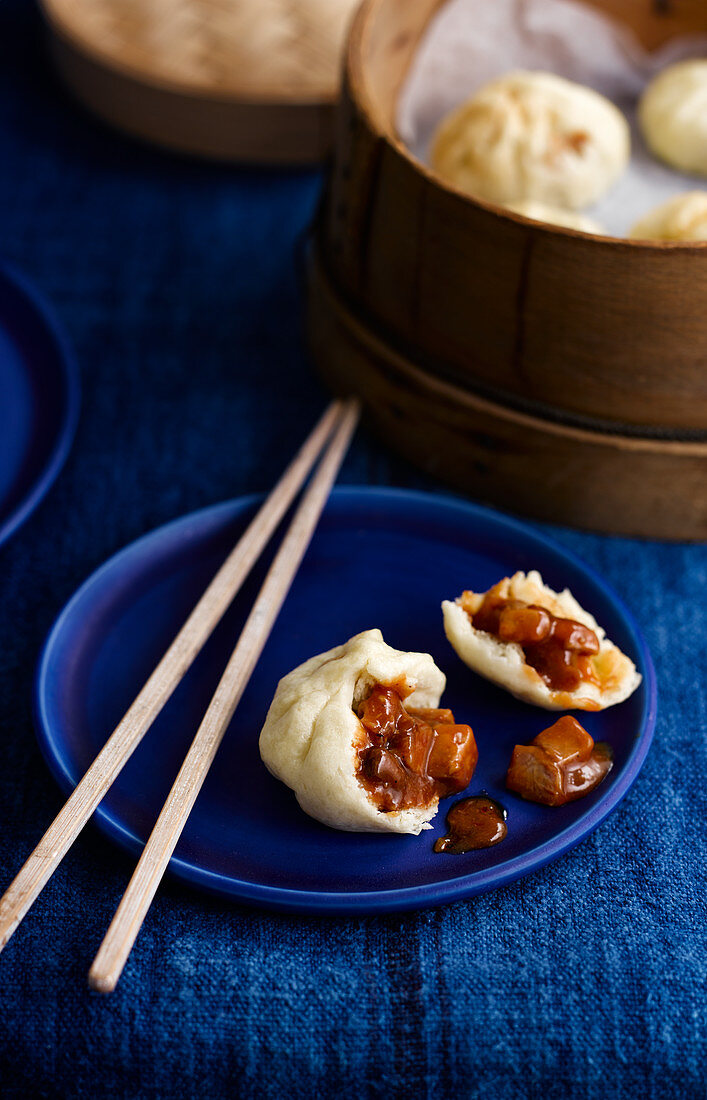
(41, 0, 359, 162)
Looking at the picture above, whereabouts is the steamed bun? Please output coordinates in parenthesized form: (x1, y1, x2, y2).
(259, 629, 447, 834)
(639, 60, 707, 177)
(431, 71, 629, 210)
(630, 192, 707, 241)
(442, 571, 641, 711)
(505, 199, 605, 234)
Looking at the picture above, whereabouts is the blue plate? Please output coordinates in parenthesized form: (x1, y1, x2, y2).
(0, 264, 80, 548)
(34, 489, 656, 914)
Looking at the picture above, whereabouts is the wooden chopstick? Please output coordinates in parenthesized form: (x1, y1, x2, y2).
(88, 399, 360, 993)
(0, 398, 350, 956)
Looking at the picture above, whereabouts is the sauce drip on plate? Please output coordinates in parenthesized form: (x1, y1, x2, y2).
(434, 795, 508, 854)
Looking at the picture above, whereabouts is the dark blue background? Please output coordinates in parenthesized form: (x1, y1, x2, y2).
(0, 2, 705, 1096)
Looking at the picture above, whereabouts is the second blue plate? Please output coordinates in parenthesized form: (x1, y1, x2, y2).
(0, 263, 80, 548)
(34, 488, 656, 914)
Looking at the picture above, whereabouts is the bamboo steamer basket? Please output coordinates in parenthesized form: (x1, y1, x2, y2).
(308, 0, 707, 539)
(40, 0, 359, 163)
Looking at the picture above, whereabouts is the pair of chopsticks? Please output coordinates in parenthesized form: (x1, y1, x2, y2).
(0, 397, 360, 992)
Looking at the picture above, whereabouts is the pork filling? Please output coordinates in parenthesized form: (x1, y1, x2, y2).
(463, 586, 601, 693)
(356, 683, 477, 813)
(506, 715, 613, 806)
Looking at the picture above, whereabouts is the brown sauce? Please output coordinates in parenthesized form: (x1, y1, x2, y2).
(356, 684, 478, 813)
(464, 587, 600, 693)
(506, 715, 613, 807)
(434, 795, 508, 854)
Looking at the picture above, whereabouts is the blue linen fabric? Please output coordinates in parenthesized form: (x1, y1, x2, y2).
(0, 2, 705, 1097)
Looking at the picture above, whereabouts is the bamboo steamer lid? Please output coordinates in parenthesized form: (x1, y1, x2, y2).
(40, 0, 360, 163)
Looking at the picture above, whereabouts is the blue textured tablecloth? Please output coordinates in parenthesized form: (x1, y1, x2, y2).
(1, 3, 705, 1097)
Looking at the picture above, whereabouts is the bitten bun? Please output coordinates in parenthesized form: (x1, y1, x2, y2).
(442, 571, 641, 711)
(639, 60, 707, 176)
(431, 70, 629, 209)
(259, 629, 446, 834)
(630, 192, 707, 241)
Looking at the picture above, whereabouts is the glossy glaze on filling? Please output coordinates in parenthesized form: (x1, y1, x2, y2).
(506, 715, 613, 806)
(463, 587, 600, 693)
(356, 683, 477, 813)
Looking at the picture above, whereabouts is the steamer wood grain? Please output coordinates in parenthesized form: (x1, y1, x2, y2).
(323, 0, 707, 432)
(309, 249, 707, 540)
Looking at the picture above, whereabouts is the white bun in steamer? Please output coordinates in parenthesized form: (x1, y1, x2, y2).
(431, 70, 630, 210)
(630, 192, 707, 241)
(504, 199, 605, 234)
(639, 60, 707, 177)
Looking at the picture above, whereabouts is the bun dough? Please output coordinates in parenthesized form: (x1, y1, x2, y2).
(639, 61, 707, 176)
(431, 71, 630, 209)
(442, 571, 641, 711)
(630, 192, 707, 241)
(505, 199, 605, 234)
(259, 629, 446, 834)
